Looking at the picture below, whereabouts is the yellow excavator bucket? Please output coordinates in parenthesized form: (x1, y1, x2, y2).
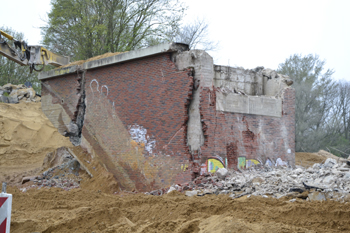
(0, 30, 69, 72)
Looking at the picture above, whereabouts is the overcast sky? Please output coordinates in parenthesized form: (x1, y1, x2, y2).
(1, 0, 349, 81)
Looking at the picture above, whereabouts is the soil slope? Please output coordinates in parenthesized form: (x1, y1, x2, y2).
(0, 102, 72, 184)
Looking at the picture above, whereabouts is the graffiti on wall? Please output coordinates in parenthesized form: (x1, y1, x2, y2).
(237, 157, 262, 169)
(208, 158, 225, 173)
(199, 158, 226, 174)
(264, 157, 288, 167)
(238, 156, 246, 169)
(85, 78, 192, 190)
(213, 155, 225, 166)
(235, 156, 288, 169)
(181, 164, 189, 171)
(128, 124, 156, 154)
(275, 158, 288, 166)
(246, 159, 261, 168)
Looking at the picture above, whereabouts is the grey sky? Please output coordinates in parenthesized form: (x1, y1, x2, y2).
(1, 0, 349, 80)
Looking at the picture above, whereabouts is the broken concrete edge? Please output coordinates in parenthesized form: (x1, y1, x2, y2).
(64, 69, 86, 146)
(38, 42, 189, 80)
(67, 148, 93, 178)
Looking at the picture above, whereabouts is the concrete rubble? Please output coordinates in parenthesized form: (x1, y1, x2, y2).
(20, 155, 82, 192)
(150, 157, 350, 202)
(0, 83, 40, 103)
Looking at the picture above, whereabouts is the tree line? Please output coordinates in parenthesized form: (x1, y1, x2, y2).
(0, 0, 349, 156)
(1, 0, 215, 91)
(278, 54, 350, 157)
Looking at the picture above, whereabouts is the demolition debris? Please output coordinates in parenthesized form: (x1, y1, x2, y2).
(149, 157, 350, 202)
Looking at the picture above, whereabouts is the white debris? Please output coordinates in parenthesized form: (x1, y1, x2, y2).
(167, 186, 176, 194)
(324, 158, 337, 169)
(160, 156, 350, 202)
(216, 168, 228, 179)
(185, 190, 198, 197)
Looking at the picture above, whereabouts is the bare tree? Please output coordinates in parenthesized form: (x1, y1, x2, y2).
(171, 18, 219, 51)
(336, 81, 350, 140)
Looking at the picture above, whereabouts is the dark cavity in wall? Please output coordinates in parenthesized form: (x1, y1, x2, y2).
(64, 68, 86, 146)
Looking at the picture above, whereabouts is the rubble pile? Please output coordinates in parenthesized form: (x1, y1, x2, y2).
(156, 158, 350, 202)
(0, 83, 40, 103)
(21, 157, 83, 192)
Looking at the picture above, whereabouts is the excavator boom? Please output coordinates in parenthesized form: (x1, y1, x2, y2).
(0, 30, 69, 72)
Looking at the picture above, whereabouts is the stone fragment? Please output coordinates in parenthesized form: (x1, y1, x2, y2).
(308, 192, 326, 201)
(344, 173, 350, 179)
(324, 158, 337, 169)
(8, 96, 19, 104)
(185, 190, 198, 197)
(323, 176, 335, 184)
(294, 168, 303, 175)
(0, 95, 9, 103)
(216, 168, 228, 179)
(251, 177, 265, 185)
(167, 186, 176, 194)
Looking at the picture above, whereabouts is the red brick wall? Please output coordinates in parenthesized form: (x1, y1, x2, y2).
(198, 87, 295, 170)
(41, 53, 296, 190)
(43, 53, 194, 191)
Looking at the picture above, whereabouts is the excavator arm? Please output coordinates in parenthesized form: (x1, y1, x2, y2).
(0, 30, 69, 72)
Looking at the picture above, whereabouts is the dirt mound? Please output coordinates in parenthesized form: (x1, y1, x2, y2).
(0, 102, 72, 185)
(8, 186, 350, 233)
(296, 150, 343, 168)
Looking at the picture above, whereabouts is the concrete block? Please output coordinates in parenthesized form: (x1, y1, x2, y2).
(8, 96, 19, 104)
(185, 190, 198, 197)
(308, 192, 326, 201)
(0, 95, 9, 103)
(216, 168, 228, 179)
(324, 158, 337, 168)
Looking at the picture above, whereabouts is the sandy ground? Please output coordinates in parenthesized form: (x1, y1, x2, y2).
(8, 186, 350, 233)
(295, 151, 345, 168)
(0, 102, 72, 185)
(2, 102, 349, 233)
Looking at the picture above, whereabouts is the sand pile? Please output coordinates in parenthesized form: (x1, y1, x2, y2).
(8, 186, 350, 233)
(0, 102, 72, 184)
(296, 150, 345, 168)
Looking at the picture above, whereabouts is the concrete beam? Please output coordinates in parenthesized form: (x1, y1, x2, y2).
(39, 43, 189, 80)
(216, 92, 282, 117)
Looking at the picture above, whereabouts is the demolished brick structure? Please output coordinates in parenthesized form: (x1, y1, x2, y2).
(39, 43, 295, 192)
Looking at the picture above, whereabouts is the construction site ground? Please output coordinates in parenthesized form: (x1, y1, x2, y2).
(1, 102, 350, 233)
